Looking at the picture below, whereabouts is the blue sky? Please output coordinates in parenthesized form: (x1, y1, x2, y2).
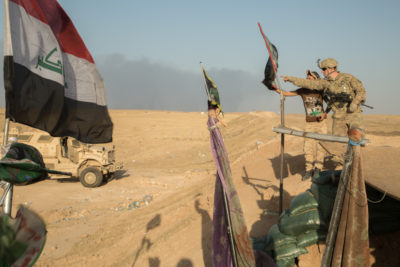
(1, 0, 400, 114)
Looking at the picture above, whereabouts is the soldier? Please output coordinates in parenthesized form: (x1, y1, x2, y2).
(274, 70, 328, 180)
(282, 58, 366, 167)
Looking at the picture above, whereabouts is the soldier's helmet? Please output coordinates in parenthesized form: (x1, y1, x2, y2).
(319, 58, 338, 69)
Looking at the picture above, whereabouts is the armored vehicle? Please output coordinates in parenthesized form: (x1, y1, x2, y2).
(6, 130, 122, 188)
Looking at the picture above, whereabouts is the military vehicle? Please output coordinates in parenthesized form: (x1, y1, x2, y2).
(4, 130, 122, 188)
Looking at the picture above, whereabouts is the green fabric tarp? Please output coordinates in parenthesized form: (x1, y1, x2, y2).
(0, 206, 46, 267)
(0, 142, 68, 184)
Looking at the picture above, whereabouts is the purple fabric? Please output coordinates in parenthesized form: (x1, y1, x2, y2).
(208, 116, 261, 267)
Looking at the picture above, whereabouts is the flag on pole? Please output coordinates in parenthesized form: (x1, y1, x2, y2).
(203, 61, 275, 266)
(257, 23, 279, 90)
(208, 116, 256, 267)
(201, 65, 223, 113)
(3, 0, 113, 144)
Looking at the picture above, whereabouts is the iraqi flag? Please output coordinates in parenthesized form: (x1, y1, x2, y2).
(3, 0, 113, 144)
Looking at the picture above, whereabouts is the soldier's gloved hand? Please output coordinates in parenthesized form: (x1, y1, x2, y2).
(349, 103, 358, 113)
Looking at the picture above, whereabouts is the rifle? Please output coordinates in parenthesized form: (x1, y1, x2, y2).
(324, 91, 373, 109)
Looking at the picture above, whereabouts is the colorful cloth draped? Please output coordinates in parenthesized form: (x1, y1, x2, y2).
(208, 116, 256, 267)
(0, 142, 68, 184)
(332, 146, 370, 266)
(0, 206, 46, 266)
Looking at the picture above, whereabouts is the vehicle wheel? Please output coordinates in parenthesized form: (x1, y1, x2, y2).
(79, 167, 103, 188)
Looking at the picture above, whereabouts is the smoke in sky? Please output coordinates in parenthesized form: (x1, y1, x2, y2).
(0, 50, 277, 112)
(96, 53, 276, 112)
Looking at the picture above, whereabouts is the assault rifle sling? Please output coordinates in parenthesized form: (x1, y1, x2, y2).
(324, 91, 373, 109)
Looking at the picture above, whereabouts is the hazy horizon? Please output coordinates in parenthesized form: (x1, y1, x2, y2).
(0, 0, 399, 115)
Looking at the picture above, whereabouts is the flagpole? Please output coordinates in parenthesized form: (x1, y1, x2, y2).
(258, 22, 286, 214)
(1, 118, 13, 216)
(2, 0, 13, 216)
(201, 62, 238, 267)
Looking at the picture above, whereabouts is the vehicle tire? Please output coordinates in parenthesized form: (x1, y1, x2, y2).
(79, 167, 103, 188)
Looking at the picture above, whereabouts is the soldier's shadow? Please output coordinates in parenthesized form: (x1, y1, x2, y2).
(241, 166, 292, 237)
(269, 153, 305, 179)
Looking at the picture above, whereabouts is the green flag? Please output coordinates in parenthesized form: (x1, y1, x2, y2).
(201, 65, 223, 113)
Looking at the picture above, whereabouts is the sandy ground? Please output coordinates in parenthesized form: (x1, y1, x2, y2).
(2, 110, 400, 266)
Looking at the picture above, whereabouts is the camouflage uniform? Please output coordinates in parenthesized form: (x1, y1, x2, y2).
(296, 88, 328, 171)
(304, 120, 328, 171)
(286, 73, 365, 119)
(285, 72, 366, 167)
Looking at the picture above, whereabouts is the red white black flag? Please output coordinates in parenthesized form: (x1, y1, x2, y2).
(3, 0, 113, 143)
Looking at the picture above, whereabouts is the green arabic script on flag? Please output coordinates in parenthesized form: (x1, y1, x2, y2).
(4, 0, 113, 144)
(201, 65, 223, 113)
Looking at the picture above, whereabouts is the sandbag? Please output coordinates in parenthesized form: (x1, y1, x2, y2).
(275, 258, 295, 267)
(311, 170, 341, 185)
(297, 229, 327, 248)
(265, 225, 296, 252)
(279, 209, 325, 236)
(310, 183, 337, 224)
(274, 245, 308, 262)
(265, 225, 307, 261)
(288, 191, 318, 216)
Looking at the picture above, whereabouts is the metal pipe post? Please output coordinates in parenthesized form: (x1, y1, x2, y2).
(1, 118, 13, 216)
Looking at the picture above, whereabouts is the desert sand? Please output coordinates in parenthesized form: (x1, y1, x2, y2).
(2, 110, 400, 267)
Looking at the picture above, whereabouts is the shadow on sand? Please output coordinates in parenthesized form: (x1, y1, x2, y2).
(269, 153, 305, 179)
(241, 166, 293, 238)
(176, 258, 194, 267)
(194, 198, 213, 267)
(132, 214, 162, 267)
